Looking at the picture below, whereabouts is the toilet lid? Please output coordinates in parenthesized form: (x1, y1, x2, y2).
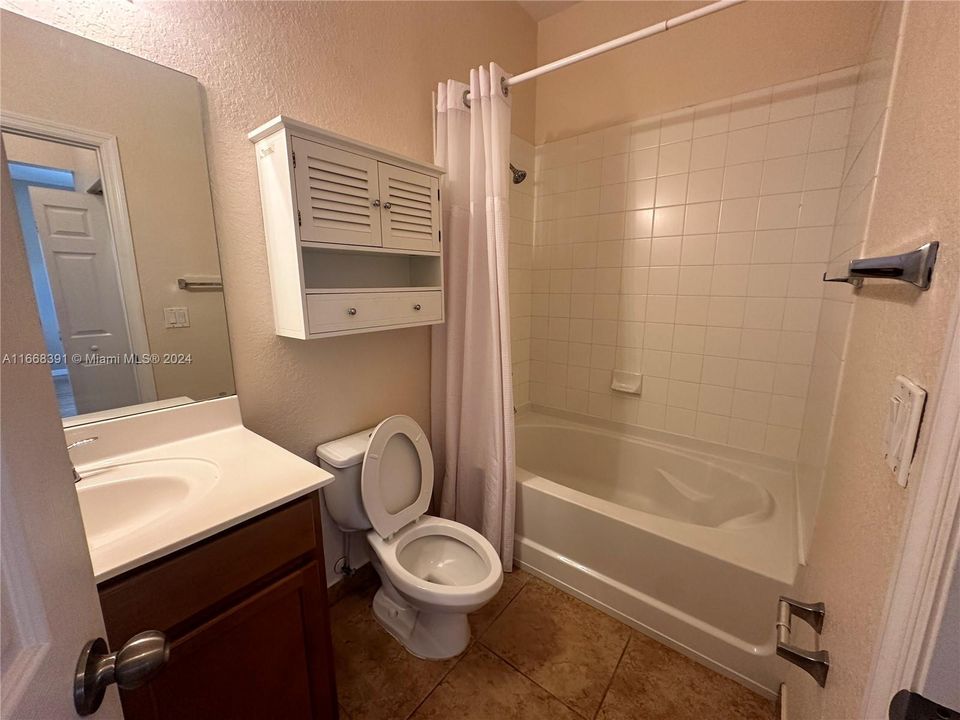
(361, 415, 433, 538)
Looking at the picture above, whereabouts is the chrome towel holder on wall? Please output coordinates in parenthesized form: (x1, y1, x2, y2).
(823, 241, 939, 290)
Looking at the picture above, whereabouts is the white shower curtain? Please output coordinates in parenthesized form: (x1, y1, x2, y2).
(431, 64, 516, 571)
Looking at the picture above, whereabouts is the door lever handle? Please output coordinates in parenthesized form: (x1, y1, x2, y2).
(74, 631, 169, 715)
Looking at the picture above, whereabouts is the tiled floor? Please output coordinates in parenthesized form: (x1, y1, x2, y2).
(331, 569, 776, 720)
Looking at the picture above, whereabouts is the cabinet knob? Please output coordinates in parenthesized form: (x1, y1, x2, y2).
(347, 307, 358, 316)
(413, 304, 422, 311)
(383, 202, 392, 210)
(371, 199, 380, 207)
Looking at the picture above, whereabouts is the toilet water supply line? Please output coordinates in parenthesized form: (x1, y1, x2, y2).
(462, 0, 747, 106)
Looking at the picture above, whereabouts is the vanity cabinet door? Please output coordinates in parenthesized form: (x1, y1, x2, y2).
(121, 563, 334, 720)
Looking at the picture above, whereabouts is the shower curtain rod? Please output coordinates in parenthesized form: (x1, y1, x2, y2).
(463, 0, 746, 105)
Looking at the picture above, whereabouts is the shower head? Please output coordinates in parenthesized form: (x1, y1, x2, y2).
(510, 163, 527, 184)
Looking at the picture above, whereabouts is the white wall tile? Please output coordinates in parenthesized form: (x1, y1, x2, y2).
(726, 126, 767, 164)
(690, 134, 728, 171)
(687, 168, 724, 203)
(524, 69, 852, 459)
(658, 141, 692, 176)
(655, 173, 688, 207)
(722, 161, 763, 199)
(684, 202, 721, 235)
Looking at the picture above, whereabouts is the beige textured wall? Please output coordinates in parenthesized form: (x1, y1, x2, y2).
(0, 0, 537, 448)
(1, 13, 235, 403)
(787, 1, 960, 717)
(0, 1, 538, 584)
(534, 1, 879, 144)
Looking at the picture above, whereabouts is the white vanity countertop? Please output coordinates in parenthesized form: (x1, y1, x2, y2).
(68, 397, 334, 583)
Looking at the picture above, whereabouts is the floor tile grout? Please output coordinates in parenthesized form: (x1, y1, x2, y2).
(591, 631, 632, 720)
(402, 648, 465, 720)
(402, 570, 532, 720)
(478, 637, 592, 720)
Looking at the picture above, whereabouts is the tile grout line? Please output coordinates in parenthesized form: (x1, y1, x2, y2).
(402, 571, 532, 720)
(477, 637, 592, 720)
(402, 650, 466, 720)
(591, 631, 633, 720)
(475, 578, 593, 719)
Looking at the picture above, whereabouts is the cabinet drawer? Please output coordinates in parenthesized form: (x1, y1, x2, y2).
(306, 290, 441, 334)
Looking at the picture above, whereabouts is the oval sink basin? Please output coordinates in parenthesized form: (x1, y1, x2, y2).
(76, 458, 219, 550)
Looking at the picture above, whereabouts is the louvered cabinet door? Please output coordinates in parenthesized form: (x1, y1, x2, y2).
(292, 136, 382, 248)
(378, 164, 441, 253)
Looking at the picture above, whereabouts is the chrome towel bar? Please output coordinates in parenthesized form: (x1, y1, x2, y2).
(776, 596, 830, 687)
(177, 277, 223, 291)
(823, 241, 939, 290)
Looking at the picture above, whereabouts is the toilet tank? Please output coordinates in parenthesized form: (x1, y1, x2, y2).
(316, 427, 376, 532)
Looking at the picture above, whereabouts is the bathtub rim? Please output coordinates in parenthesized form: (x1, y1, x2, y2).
(515, 411, 801, 585)
(518, 404, 797, 474)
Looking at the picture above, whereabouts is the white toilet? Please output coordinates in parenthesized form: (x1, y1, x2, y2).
(317, 415, 503, 659)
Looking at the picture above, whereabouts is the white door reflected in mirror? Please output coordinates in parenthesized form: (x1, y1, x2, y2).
(28, 184, 141, 414)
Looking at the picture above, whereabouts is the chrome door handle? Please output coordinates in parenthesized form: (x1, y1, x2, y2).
(75, 631, 169, 715)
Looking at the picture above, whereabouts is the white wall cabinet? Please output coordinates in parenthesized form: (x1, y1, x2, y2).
(249, 117, 444, 339)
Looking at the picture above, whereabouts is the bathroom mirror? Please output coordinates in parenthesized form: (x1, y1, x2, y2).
(0, 14, 235, 426)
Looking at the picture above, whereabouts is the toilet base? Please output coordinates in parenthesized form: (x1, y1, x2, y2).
(372, 587, 470, 660)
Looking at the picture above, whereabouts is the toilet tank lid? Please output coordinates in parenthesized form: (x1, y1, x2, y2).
(316, 427, 375, 468)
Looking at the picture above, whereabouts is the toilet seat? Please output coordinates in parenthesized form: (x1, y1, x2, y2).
(361, 415, 433, 538)
(367, 515, 503, 612)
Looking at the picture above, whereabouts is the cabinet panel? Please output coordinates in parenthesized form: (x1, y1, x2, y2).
(293, 137, 382, 248)
(99, 497, 317, 643)
(378, 164, 441, 253)
(306, 290, 441, 334)
(120, 564, 336, 720)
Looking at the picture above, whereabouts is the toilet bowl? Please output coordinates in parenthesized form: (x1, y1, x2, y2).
(317, 415, 503, 659)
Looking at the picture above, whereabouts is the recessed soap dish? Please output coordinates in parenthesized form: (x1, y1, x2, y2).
(611, 370, 642, 395)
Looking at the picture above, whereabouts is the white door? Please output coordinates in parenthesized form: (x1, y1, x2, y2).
(2, 150, 123, 718)
(378, 164, 441, 253)
(291, 136, 382, 248)
(28, 187, 140, 414)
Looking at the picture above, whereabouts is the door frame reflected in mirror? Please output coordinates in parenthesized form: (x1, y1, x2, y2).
(1, 110, 158, 420)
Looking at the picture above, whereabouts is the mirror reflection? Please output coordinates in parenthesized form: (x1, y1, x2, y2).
(1, 25, 235, 424)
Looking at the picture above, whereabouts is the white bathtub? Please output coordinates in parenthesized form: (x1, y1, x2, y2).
(514, 410, 799, 698)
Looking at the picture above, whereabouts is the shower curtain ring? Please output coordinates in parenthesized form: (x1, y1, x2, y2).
(462, 89, 471, 108)
(500, 76, 509, 97)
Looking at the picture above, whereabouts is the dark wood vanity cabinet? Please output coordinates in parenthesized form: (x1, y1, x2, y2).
(97, 494, 338, 720)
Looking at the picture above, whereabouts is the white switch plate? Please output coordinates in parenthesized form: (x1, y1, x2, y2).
(884, 375, 926, 487)
(163, 307, 190, 329)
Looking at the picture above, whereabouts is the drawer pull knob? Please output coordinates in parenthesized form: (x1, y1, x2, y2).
(414, 304, 422, 311)
(371, 199, 381, 208)
(383, 202, 392, 210)
(347, 307, 358, 316)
